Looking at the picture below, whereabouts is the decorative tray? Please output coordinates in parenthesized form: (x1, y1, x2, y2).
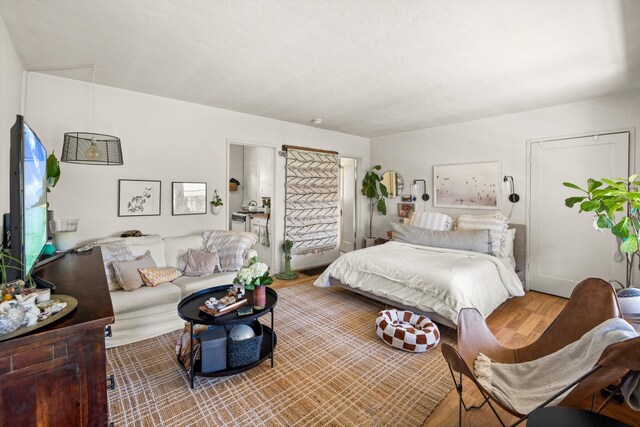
(0, 294, 78, 342)
(199, 298, 247, 317)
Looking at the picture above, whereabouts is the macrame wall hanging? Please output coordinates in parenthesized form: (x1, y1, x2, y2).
(283, 145, 340, 255)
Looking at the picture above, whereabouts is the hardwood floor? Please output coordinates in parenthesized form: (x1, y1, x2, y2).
(273, 274, 639, 426)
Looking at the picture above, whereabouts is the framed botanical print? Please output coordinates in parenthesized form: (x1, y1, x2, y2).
(118, 180, 161, 217)
(172, 182, 207, 215)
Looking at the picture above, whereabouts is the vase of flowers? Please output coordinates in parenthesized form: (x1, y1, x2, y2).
(233, 256, 273, 310)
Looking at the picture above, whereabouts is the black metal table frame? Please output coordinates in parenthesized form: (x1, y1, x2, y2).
(177, 285, 277, 389)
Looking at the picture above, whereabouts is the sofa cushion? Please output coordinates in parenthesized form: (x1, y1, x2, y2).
(184, 249, 219, 276)
(164, 235, 203, 270)
(128, 240, 166, 267)
(172, 271, 237, 298)
(109, 282, 181, 316)
(100, 240, 135, 291)
(201, 230, 258, 271)
(139, 267, 182, 287)
(112, 251, 157, 291)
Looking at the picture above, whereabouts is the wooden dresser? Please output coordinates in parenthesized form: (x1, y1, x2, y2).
(0, 247, 114, 426)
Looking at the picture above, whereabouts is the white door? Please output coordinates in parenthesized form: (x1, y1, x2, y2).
(340, 157, 357, 252)
(529, 132, 629, 297)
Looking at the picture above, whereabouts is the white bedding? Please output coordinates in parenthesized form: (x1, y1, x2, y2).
(314, 241, 524, 325)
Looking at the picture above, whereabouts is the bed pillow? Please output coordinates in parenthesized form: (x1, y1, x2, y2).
(456, 212, 509, 256)
(390, 222, 492, 254)
(112, 251, 157, 291)
(408, 211, 453, 231)
(99, 240, 135, 291)
(138, 267, 183, 287)
(184, 249, 220, 276)
(501, 228, 516, 270)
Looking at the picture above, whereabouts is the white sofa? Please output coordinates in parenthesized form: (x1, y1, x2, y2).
(98, 233, 257, 348)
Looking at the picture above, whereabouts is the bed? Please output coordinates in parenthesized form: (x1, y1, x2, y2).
(314, 224, 526, 328)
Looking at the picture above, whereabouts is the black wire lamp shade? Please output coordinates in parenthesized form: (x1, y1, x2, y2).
(61, 132, 123, 165)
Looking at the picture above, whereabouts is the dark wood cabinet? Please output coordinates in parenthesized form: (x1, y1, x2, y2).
(0, 248, 114, 426)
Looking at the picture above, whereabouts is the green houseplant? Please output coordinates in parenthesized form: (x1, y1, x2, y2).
(210, 190, 223, 215)
(563, 175, 640, 288)
(361, 165, 388, 238)
(46, 152, 61, 209)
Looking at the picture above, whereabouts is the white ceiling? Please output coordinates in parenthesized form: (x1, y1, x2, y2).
(1, 0, 640, 138)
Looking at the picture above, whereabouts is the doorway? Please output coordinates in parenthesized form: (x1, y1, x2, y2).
(227, 141, 276, 270)
(339, 157, 358, 253)
(527, 131, 631, 297)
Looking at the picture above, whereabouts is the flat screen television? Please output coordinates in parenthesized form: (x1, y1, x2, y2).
(7, 115, 48, 282)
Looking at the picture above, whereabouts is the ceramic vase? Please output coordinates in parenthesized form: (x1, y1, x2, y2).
(253, 285, 266, 310)
(211, 205, 222, 215)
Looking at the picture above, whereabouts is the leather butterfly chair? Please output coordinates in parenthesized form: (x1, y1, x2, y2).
(441, 277, 640, 427)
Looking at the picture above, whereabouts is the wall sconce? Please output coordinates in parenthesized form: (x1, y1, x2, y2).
(503, 176, 520, 203)
(411, 179, 430, 201)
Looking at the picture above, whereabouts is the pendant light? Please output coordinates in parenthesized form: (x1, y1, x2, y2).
(61, 66, 123, 165)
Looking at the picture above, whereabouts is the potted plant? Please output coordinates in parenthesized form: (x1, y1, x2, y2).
(233, 256, 273, 310)
(210, 190, 223, 215)
(564, 175, 640, 321)
(361, 165, 388, 246)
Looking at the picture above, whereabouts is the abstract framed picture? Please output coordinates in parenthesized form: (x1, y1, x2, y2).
(397, 203, 415, 218)
(433, 161, 501, 209)
(172, 182, 207, 215)
(118, 180, 161, 217)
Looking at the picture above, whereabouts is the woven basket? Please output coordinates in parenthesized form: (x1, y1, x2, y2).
(226, 321, 263, 369)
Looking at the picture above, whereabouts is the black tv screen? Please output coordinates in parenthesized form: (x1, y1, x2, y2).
(9, 115, 48, 280)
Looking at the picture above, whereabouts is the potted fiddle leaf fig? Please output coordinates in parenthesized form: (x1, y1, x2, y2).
(361, 165, 388, 241)
(564, 174, 640, 288)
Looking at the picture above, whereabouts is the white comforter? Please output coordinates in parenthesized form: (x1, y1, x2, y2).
(314, 241, 524, 325)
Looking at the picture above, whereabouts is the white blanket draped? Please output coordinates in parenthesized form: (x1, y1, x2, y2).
(314, 241, 524, 325)
(474, 318, 638, 415)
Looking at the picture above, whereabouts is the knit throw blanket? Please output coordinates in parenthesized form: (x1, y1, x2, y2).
(474, 318, 638, 415)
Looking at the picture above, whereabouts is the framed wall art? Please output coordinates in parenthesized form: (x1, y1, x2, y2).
(433, 161, 501, 209)
(172, 182, 207, 215)
(397, 202, 415, 218)
(118, 179, 161, 217)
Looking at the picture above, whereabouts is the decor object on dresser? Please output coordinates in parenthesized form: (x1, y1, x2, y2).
(275, 239, 299, 280)
(172, 182, 207, 215)
(283, 145, 340, 254)
(564, 174, 640, 289)
(49, 218, 79, 251)
(433, 161, 501, 209)
(441, 278, 640, 427)
(375, 309, 440, 352)
(118, 179, 161, 216)
(233, 256, 273, 310)
(362, 165, 388, 239)
(210, 189, 223, 215)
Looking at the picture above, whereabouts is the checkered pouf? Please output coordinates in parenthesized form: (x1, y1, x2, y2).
(375, 309, 440, 352)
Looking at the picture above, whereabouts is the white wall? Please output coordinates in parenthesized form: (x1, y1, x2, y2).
(0, 15, 23, 216)
(25, 72, 370, 272)
(228, 144, 244, 225)
(370, 91, 640, 237)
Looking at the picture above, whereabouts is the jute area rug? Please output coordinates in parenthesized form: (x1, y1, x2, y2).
(107, 282, 455, 427)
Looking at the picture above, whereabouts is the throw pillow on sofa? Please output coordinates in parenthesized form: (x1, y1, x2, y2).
(138, 266, 183, 287)
(112, 251, 157, 291)
(100, 240, 135, 291)
(184, 249, 220, 276)
(201, 230, 258, 271)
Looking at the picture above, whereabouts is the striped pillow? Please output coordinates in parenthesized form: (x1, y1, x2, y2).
(409, 212, 453, 231)
(456, 212, 509, 257)
(201, 230, 258, 271)
(138, 267, 183, 287)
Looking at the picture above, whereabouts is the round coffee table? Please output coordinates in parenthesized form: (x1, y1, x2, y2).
(177, 285, 278, 388)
